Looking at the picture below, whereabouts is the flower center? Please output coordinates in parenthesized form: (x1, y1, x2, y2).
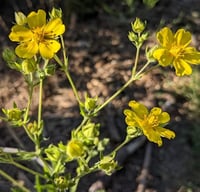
(169, 45, 184, 58)
(143, 114, 159, 130)
(32, 27, 45, 43)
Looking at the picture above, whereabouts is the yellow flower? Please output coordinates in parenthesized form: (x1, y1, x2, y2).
(153, 27, 200, 76)
(124, 100, 175, 146)
(9, 9, 65, 59)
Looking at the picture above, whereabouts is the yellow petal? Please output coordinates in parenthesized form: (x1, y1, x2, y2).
(153, 48, 173, 66)
(158, 112, 170, 124)
(143, 128, 163, 146)
(183, 47, 200, 64)
(125, 117, 136, 126)
(157, 27, 174, 48)
(156, 127, 175, 140)
(44, 18, 65, 37)
(128, 100, 148, 118)
(173, 59, 192, 76)
(27, 9, 46, 28)
(149, 107, 162, 116)
(174, 29, 191, 47)
(15, 41, 38, 58)
(9, 25, 33, 42)
(39, 40, 61, 59)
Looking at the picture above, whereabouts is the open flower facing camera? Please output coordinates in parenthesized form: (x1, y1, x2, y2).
(9, 9, 65, 59)
(1, 8, 200, 192)
(153, 27, 200, 76)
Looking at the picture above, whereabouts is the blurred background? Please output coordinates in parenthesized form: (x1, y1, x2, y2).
(0, 0, 200, 191)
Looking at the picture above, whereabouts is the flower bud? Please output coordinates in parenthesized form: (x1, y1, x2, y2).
(98, 156, 118, 175)
(128, 31, 137, 42)
(66, 140, 84, 159)
(84, 96, 98, 112)
(45, 144, 61, 162)
(49, 8, 63, 19)
(6, 108, 22, 121)
(126, 126, 142, 139)
(54, 176, 69, 190)
(27, 121, 39, 136)
(131, 18, 146, 34)
(21, 59, 37, 74)
(15, 12, 27, 25)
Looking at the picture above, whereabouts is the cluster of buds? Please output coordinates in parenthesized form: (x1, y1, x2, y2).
(128, 18, 148, 48)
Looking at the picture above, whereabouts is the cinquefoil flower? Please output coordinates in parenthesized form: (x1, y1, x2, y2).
(124, 100, 175, 146)
(153, 27, 200, 76)
(9, 9, 65, 59)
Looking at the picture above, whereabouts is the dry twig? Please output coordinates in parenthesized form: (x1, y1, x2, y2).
(136, 143, 152, 192)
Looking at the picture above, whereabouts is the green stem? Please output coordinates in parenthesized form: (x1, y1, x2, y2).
(24, 74, 34, 124)
(36, 77, 43, 151)
(0, 169, 30, 192)
(54, 54, 82, 105)
(60, 35, 68, 69)
(132, 45, 141, 77)
(35, 175, 42, 192)
(10, 160, 46, 179)
(69, 178, 80, 192)
(64, 69, 82, 104)
(112, 138, 130, 154)
(95, 77, 137, 113)
(135, 60, 151, 77)
(74, 116, 89, 134)
(38, 79, 43, 130)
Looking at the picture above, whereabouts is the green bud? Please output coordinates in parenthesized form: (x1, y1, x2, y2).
(2, 48, 21, 71)
(97, 138, 109, 152)
(27, 121, 39, 136)
(15, 11, 27, 25)
(3, 108, 22, 121)
(49, 8, 63, 19)
(140, 32, 149, 43)
(66, 140, 84, 159)
(84, 95, 98, 112)
(128, 31, 137, 42)
(145, 46, 157, 62)
(126, 126, 143, 139)
(21, 59, 37, 74)
(44, 64, 56, 76)
(82, 123, 99, 138)
(98, 156, 118, 175)
(54, 176, 69, 190)
(45, 144, 61, 162)
(131, 18, 146, 34)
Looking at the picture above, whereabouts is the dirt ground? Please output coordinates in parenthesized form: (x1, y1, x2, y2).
(0, 0, 200, 191)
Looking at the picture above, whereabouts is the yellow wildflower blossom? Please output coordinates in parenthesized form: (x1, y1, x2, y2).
(153, 27, 200, 76)
(9, 9, 65, 59)
(124, 100, 175, 146)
